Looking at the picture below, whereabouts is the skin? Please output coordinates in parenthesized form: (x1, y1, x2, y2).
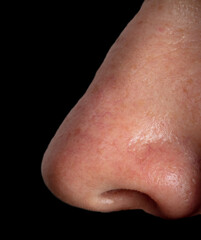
(41, 0, 201, 219)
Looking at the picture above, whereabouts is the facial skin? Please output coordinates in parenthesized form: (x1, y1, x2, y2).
(41, 0, 201, 219)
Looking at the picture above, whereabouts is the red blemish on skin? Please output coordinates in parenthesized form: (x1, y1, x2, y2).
(158, 5, 163, 11)
(72, 127, 81, 137)
(158, 27, 165, 32)
(137, 20, 144, 25)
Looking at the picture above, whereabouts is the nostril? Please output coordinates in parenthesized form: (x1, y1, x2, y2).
(99, 189, 159, 215)
(101, 189, 145, 200)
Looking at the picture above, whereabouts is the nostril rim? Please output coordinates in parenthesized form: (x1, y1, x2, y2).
(101, 189, 151, 200)
(100, 189, 159, 213)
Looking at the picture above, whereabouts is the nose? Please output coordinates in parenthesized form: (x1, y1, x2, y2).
(41, 109, 201, 219)
(41, 0, 201, 219)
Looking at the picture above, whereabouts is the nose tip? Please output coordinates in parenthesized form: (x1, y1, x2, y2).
(42, 127, 201, 219)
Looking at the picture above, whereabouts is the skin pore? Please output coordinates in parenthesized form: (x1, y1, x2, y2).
(41, 0, 201, 219)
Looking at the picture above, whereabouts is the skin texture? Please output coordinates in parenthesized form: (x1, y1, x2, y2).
(41, 0, 201, 219)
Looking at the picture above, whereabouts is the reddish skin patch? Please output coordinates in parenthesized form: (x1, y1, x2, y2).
(158, 27, 165, 32)
(137, 20, 144, 25)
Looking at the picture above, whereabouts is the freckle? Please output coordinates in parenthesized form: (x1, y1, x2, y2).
(187, 78, 193, 85)
(73, 127, 81, 137)
(183, 87, 188, 93)
(137, 20, 144, 25)
(91, 84, 101, 96)
(177, 27, 184, 34)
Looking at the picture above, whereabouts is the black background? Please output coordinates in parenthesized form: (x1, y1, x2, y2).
(17, 0, 201, 237)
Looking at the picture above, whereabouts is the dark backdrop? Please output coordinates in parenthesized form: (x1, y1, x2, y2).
(26, 0, 201, 237)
